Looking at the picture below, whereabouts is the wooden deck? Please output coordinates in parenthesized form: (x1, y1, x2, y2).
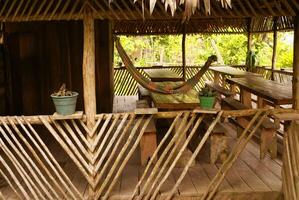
(0, 96, 283, 200)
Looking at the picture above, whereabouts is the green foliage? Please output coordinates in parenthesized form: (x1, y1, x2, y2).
(114, 31, 294, 69)
(199, 86, 216, 97)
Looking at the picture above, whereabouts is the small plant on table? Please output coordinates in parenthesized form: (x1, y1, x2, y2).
(199, 86, 216, 109)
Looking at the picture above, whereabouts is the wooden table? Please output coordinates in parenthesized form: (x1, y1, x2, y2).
(150, 82, 199, 110)
(210, 66, 260, 85)
(150, 82, 198, 166)
(227, 76, 292, 108)
(144, 68, 183, 82)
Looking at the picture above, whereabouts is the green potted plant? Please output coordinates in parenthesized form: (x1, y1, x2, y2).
(246, 50, 256, 72)
(51, 83, 78, 115)
(199, 86, 216, 109)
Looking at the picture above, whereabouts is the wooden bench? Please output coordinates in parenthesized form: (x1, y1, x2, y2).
(137, 85, 151, 106)
(205, 81, 234, 97)
(136, 99, 157, 165)
(221, 97, 279, 159)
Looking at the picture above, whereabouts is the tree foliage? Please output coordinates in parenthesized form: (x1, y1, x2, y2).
(114, 31, 294, 69)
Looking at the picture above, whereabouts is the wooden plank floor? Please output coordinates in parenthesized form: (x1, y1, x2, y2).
(0, 96, 283, 199)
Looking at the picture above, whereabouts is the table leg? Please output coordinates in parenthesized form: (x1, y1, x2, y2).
(230, 83, 237, 98)
(240, 89, 252, 108)
(257, 97, 265, 108)
(214, 72, 220, 85)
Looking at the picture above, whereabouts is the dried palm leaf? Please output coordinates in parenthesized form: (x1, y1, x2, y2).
(149, 0, 157, 14)
(184, 0, 199, 20)
(130, 0, 232, 19)
(203, 0, 211, 14)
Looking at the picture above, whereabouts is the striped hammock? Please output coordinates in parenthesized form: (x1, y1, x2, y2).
(115, 37, 217, 94)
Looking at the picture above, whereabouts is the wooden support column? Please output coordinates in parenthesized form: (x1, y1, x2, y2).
(294, 16, 299, 110)
(83, 12, 96, 128)
(247, 18, 252, 54)
(182, 23, 186, 81)
(83, 11, 96, 199)
(271, 18, 278, 81)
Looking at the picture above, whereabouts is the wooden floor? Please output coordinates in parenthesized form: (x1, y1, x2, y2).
(0, 96, 283, 200)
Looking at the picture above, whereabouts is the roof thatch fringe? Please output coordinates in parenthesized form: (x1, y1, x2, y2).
(128, 0, 232, 19)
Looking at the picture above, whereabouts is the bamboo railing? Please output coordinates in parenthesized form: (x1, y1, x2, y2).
(114, 65, 293, 96)
(0, 108, 297, 199)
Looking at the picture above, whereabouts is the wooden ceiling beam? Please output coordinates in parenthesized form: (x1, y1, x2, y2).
(235, 0, 250, 17)
(0, 0, 10, 17)
(110, 0, 130, 20)
(127, 0, 144, 19)
(68, 0, 81, 20)
(34, 0, 48, 18)
(264, 1, 276, 16)
(92, 0, 112, 20)
(26, 0, 39, 21)
(12, 0, 24, 20)
(5, 0, 17, 21)
(280, 0, 296, 16)
(49, 0, 63, 20)
(42, 0, 55, 20)
(101, 0, 120, 20)
(290, 0, 299, 10)
(120, 0, 138, 20)
(85, 0, 104, 20)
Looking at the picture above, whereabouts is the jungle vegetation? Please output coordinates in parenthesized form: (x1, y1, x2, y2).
(114, 31, 294, 69)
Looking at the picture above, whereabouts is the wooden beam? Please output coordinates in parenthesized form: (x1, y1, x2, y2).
(83, 11, 97, 128)
(83, 10, 97, 199)
(293, 16, 299, 110)
(182, 23, 186, 81)
(247, 18, 252, 53)
(271, 18, 278, 81)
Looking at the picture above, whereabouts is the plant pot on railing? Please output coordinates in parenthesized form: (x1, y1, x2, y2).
(51, 84, 78, 115)
(199, 86, 216, 109)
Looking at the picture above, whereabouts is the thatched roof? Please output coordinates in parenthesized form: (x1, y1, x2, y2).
(114, 16, 294, 35)
(0, 0, 297, 22)
(0, 0, 298, 34)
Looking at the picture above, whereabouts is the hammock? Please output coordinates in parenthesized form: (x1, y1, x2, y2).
(115, 37, 217, 94)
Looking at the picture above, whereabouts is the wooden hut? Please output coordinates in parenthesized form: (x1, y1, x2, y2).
(0, 0, 299, 199)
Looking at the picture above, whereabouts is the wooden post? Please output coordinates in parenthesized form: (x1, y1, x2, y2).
(247, 18, 252, 54)
(83, 11, 96, 199)
(271, 18, 278, 81)
(294, 16, 299, 110)
(182, 23, 186, 81)
(83, 12, 96, 128)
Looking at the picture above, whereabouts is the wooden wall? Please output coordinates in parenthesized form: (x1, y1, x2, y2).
(3, 20, 114, 115)
(95, 20, 114, 113)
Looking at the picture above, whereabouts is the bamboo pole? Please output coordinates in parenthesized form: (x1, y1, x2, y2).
(83, 9, 97, 199)
(271, 18, 278, 80)
(83, 11, 97, 128)
(247, 18, 252, 54)
(294, 16, 299, 110)
(182, 23, 186, 81)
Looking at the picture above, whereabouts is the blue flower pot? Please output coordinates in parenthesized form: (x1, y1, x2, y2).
(51, 92, 78, 115)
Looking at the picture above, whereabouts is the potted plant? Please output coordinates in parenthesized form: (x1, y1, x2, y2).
(199, 86, 216, 109)
(51, 83, 78, 115)
(246, 50, 256, 72)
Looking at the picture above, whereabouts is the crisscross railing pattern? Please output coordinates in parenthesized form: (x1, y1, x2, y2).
(0, 109, 292, 199)
(114, 65, 293, 96)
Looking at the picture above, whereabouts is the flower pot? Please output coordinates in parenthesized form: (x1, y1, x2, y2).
(199, 96, 215, 109)
(51, 92, 78, 115)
